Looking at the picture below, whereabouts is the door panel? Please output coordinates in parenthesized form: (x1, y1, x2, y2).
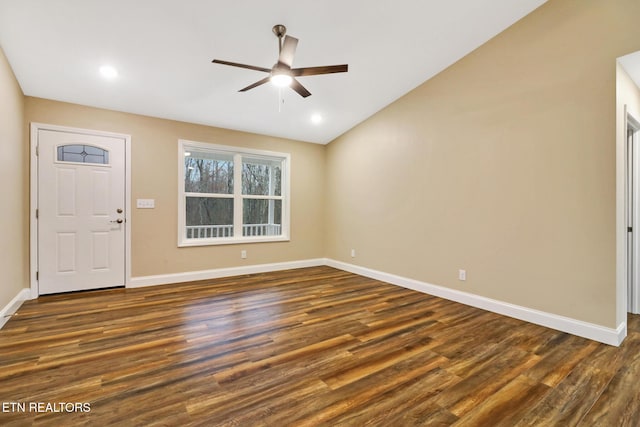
(56, 233, 76, 272)
(57, 168, 77, 215)
(92, 232, 110, 270)
(38, 129, 126, 294)
(92, 170, 110, 215)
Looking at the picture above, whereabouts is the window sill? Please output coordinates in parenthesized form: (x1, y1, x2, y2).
(178, 235, 290, 247)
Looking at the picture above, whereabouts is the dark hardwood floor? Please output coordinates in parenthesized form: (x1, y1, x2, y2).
(1, 266, 639, 426)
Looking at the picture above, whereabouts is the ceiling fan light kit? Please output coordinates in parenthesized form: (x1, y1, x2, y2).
(212, 24, 348, 98)
(271, 73, 293, 87)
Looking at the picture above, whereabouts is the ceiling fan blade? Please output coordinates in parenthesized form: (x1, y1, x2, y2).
(278, 35, 298, 67)
(291, 64, 348, 77)
(290, 78, 311, 98)
(239, 76, 271, 92)
(212, 59, 271, 73)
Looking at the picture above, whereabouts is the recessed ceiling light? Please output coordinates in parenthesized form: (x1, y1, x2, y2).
(311, 114, 323, 124)
(99, 65, 118, 80)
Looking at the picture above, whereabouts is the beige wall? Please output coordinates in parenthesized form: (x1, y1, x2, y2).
(25, 98, 325, 277)
(326, 0, 640, 328)
(0, 46, 28, 309)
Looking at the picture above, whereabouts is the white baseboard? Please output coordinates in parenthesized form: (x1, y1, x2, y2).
(0, 288, 31, 329)
(129, 256, 624, 346)
(325, 259, 625, 346)
(129, 258, 326, 288)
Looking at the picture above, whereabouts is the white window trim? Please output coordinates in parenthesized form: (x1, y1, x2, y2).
(177, 139, 291, 247)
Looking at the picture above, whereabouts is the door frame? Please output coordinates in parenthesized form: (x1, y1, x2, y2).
(628, 113, 640, 314)
(30, 123, 132, 298)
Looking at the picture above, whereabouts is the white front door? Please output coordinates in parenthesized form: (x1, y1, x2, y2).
(38, 129, 126, 294)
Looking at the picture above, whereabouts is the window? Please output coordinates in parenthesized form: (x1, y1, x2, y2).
(57, 144, 109, 165)
(178, 140, 290, 246)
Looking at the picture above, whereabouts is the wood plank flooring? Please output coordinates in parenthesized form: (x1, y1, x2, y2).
(1, 266, 639, 426)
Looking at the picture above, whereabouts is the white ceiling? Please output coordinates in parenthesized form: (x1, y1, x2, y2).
(619, 51, 640, 90)
(0, 0, 548, 144)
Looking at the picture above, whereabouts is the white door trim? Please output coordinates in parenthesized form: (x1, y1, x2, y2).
(628, 113, 640, 314)
(30, 123, 132, 298)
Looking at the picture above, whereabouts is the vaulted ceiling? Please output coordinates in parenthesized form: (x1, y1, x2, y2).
(619, 51, 640, 90)
(0, 0, 549, 144)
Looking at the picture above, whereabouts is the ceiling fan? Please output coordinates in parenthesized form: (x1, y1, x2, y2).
(212, 24, 348, 98)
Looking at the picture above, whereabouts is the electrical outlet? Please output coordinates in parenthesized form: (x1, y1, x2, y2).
(351, 249, 356, 258)
(458, 269, 466, 281)
(241, 250, 247, 259)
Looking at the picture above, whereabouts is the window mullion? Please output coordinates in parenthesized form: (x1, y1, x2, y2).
(233, 153, 243, 237)
(268, 165, 275, 225)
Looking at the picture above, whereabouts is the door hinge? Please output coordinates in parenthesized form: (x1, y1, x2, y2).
(35, 208, 38, 219)
(35, 145, 39, 156)
(629, 226, 633, 232)
(36, 271, 39, 280)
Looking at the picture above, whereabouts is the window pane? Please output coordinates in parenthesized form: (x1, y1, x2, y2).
(186, 197, 234, 238)
(243, 199, 282, 236)
(185, 152, 233, 194)
(242, 157, 282, 196)
(57, 144, 109, 164)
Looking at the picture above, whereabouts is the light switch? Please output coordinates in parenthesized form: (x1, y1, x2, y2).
(136, 199, 155, 209)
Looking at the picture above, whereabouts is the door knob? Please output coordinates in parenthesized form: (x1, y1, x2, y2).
(110, 218, 124, 224)
(117, 208, 123, 213)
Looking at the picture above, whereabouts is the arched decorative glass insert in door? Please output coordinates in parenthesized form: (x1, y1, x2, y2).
(56, 144, 109, 165)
